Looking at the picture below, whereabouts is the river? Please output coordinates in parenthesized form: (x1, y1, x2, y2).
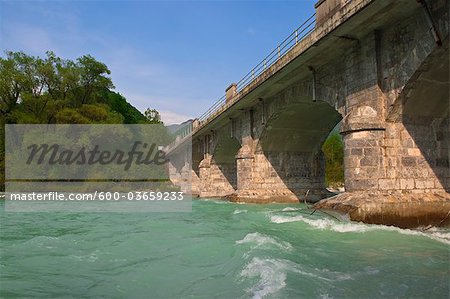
(1, 199, 449, 298)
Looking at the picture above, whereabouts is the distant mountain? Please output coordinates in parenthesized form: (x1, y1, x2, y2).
(167, 119, 193, 135)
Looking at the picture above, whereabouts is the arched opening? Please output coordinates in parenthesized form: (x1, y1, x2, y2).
(321, 121, 344, 191)
(192, 140, 203, 177)
(213, 136, 240, 191)
(257, 101, 342, 201)
(390, 39, 449, 192)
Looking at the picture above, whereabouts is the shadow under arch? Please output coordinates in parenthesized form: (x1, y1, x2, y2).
(212, 135, 241, 190)
(389, 38, 449, 192)
(191, 139, 203, 177)
(257, 100, 342, 200)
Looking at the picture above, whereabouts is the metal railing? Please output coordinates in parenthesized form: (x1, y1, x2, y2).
(197, 94, 227, 125)
(197, 13, 316, 126)
(165, 121, 193, 153)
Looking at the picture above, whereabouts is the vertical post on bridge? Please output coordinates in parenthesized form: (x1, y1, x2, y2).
(226, 83, 237, 104)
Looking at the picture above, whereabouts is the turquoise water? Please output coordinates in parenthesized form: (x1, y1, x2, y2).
(1, 199, 449, 298)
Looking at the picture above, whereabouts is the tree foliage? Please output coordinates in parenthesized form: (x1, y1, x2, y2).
(0, 51, 164, 191)
(101, 90, 148, 124)
(144, 108, 162, 124)
(0, 51, 117, 123)
(322, 132, 344, 187)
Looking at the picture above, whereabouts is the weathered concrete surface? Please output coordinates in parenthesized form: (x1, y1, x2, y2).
(315, 191, 450, 228)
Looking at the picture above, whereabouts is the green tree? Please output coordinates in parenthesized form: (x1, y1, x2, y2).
(101, 90, 148, 124)
(322, 132, 344, 187)
(0, 51, 36, 114)
(76, 55, 114, 105)
(0, 50, 164, 191)
(144, 108, 162, 124)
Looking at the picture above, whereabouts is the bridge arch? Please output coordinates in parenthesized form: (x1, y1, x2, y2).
(252, 100, 342, 201)
(258, 101, 342, 153)
(211, 134, 241, 191)
(195, 124, 241, 197)
(386, 39, 449, 192)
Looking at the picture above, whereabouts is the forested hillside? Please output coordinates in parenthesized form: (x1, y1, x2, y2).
(0, 51, 162, 191)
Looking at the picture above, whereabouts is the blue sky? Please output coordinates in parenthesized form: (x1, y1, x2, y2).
(1, 0, 315, 124)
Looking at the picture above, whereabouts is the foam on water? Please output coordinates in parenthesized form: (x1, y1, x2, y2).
(240, 257, 291, 299)
(240, 257, 353, 298)
(270, 214, 450, 245)
(233, 209, 248, 215)
(20, 235, 60, 248)
(281, 207, 299, 212)
(315, 268, 353, 281)
(236, 232, 293, 251)
(200, 199, 230, 204)
(69, 252, 99, 262)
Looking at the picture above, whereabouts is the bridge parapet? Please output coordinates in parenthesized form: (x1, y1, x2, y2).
(315, 0, 353, 27)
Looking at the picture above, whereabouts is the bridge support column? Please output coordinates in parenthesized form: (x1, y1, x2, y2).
(317, 79, 449, 227)
(190, 167, 201, 197)
(168, 160, 181, 187)
(340, 86, 449, 194)
(198, 154, 235, 197)
(235, 144, 254, 193)
(341, 98, 386, 192)
(234, 147, 330, 203)
(342, 129, 386, 191)
(198, 154, 212, 197)
(168, 157, 196, 195)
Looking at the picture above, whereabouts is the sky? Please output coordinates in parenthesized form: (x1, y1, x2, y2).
(0, 0, 316, 124)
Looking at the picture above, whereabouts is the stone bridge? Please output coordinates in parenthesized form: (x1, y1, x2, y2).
(166, 0, 449, 220)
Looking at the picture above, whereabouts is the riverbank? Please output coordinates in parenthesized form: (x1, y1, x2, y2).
(314, 191, 450, 228)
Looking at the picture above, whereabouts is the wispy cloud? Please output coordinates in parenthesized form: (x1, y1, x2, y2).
(159, 110, 193, 125)
(2, 23, 57, 54)
(121, 91, 207, 116)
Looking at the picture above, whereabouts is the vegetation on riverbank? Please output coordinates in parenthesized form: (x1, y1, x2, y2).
(0, 51, 164, 191)
(322, 131, 344, 188)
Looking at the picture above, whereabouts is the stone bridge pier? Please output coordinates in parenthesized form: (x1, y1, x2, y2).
(196, 124, 239, 197)
(233, 95, 343, 203)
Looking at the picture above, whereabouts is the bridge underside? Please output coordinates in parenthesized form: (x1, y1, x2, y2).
(198, 132, 240, 198)
(233, 102, 342, 202)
